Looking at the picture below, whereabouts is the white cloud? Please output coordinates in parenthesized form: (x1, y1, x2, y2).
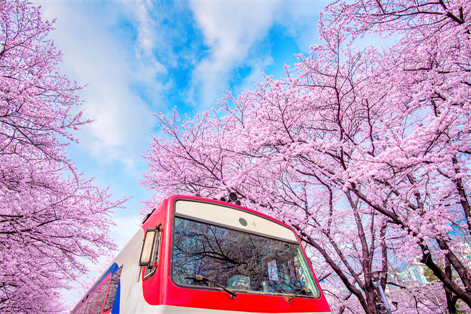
(276, 2, 325, 52)
(130, 0, 169, 72)
(187, 0, 325, 109)
(32, 0, 329, 164)
(34, 1, 166, 169)
(188, 0, 281, 107)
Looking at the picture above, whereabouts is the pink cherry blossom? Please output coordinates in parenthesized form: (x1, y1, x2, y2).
(0, 1, 126, 312)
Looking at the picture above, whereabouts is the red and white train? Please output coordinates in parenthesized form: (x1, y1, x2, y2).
(71, 195, 331, 314)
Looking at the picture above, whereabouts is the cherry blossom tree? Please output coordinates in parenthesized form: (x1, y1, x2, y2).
(0, 0, 125, 312)
(320, 0, 471, 311)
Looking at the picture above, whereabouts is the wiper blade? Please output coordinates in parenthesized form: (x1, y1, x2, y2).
(185, 274, 238, 299)
(286, 287, 310, 303)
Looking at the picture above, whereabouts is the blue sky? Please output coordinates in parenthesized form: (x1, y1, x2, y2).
(32, 0, 331, 305)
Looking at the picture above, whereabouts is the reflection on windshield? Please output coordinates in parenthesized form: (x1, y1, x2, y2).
(172, 217, 319, 297)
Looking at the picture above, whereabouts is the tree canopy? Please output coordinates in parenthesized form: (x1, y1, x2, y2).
(142, 0, 471, 313)
(0, 0, 125, 312)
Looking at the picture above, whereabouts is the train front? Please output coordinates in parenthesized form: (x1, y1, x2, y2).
(141, 196, 331, 313)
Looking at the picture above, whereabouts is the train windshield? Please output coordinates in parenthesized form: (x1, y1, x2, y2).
(172, 217, 320, 297)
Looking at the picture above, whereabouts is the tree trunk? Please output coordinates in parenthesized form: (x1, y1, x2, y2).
(444, 259, 459, 314)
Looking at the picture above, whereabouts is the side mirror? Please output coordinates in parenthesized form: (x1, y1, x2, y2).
(139, 226, 161, 266)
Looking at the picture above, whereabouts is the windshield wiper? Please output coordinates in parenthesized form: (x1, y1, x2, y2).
(185, 274, 237, 299)
(286, 287, 310, 303)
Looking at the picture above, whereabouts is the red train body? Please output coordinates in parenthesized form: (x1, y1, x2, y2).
(71, 195, 331, 314)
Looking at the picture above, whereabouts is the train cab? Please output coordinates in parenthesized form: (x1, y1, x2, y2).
(71, 195, 331, 314)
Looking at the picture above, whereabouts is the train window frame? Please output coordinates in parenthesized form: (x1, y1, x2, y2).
(81, 297, 89, 314)
(94, 277, 110, 314)
(83, 292, 93, 314)
(81, 298, 88, 314)
(75, 303, 83, 314)
(103, 265, 123, 313)
(141, 224, 162, 280)
(169, 199, 321, 299)
(87, 290, 99, 314)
